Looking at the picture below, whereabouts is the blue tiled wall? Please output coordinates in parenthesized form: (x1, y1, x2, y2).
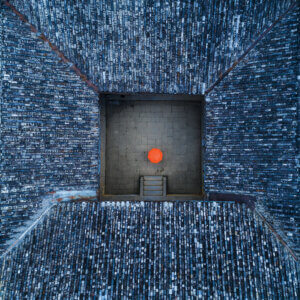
(206, 6, 299, 252)
(1, 202, 299, 298)
(0, 5, 99, 253)
(9, 0, 293, 93)
(1, 0, 298, 256)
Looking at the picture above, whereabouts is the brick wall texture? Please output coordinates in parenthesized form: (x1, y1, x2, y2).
(206, 6, 299, 251)
(0, 4, 99, 253)
(8, 0, 294, 94)
(0, 0, 299, 255)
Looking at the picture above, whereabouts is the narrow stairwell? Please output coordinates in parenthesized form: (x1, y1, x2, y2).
(140, 176, 167, 198)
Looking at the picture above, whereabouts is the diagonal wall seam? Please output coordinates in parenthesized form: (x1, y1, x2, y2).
(205, 1, 298, 95)
(204, 0, 299, 259)
(4, 0, 100, 95)
(254, 209, 298, 261)
(6, 0, 297, 97)
(0, 190, 97, 259)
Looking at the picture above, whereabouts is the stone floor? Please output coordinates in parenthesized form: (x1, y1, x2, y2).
(0, 201, 298, 299)
(105, 100, 203, 195)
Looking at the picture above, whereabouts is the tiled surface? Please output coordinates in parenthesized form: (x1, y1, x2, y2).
(1, 0, 299, 257)
(8, 0, 293, 93)
(0, 201, 298, 299)
(106, 101, 202, 194)
(0, 5, 99, 254)
(205, 5, 299, 255)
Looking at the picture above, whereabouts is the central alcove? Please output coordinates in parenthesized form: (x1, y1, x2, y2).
(99, 94, 205, 200)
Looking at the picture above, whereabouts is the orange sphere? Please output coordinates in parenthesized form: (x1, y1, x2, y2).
(148, 148, 163, 163)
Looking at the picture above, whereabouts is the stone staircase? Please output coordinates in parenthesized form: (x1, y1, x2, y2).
(140, 176, 167, 198)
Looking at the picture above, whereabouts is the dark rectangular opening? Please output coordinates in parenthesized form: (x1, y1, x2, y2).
(99, 93, 205, 201)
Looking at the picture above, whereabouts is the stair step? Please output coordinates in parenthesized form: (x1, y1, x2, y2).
(143, 176, 163, 181)
(144, 190, 163, 196)
(144, 186, 163, 191)
(144, 180, 162, 186)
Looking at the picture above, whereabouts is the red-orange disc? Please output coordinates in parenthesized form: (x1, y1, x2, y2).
(148, 148, 163, 163)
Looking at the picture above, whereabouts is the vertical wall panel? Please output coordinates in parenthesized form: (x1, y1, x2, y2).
(205, 6, 299, 254)
(0, 5, 99, 254)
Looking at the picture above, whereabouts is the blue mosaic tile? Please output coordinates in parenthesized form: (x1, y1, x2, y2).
(8, 0, 294, 94)
(205, 6, 299, 254)
(0, 201, 299, 299)
(0, 0, 298, 276)
(0, 4, 99, 254)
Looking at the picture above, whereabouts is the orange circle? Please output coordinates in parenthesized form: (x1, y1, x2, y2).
(148, 148, 163, 163)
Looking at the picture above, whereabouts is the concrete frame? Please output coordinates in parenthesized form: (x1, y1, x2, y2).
(98, 93, 205, 201)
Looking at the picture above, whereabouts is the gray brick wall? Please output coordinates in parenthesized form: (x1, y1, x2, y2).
(205, 6, 299, 252)
(0, 5, 99, 253)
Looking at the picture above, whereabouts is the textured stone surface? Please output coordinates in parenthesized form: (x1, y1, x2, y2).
(0, 5, 99, 254)
(1, 0, 298, 259)
(0, 201, 298, 299)
(9, 0, 294, 93)
(106, 100, 202, 194)
(205, 6, 299, 254)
